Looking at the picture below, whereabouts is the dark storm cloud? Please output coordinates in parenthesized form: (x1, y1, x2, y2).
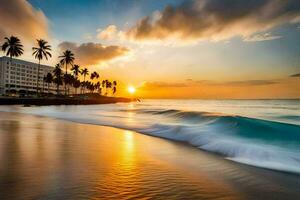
(126, 0, 300, 42)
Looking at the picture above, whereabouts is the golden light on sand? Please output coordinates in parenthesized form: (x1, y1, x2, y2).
(128, 86, 136, 94)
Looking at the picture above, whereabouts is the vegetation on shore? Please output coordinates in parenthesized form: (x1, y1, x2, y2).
(1, 36, 118, 98)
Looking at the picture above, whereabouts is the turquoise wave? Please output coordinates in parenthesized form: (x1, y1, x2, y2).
(1, 105, 300, 173)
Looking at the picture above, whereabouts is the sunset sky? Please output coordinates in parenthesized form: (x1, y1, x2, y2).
(1, 0, 300, 98)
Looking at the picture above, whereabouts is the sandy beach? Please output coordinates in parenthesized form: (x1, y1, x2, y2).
(0, 111, 299, 200)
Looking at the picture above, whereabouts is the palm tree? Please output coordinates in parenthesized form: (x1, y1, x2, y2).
(1, 36, 24, 94)
(42, 75, 46, 94)
(64, 74, 74, 95)
(90, 72, 96, 81)
(95, 72, 100, 79)
(95, 81, 101, 94)
(45, 73, 53, 95)
(71, 64, 81, 77)
(86, 81, 95, 93)
(80, 81, 86, 94)
(113, 81, 117, 95)
(59, 50, 75, 95)
(107, 80, 112, 95)
(73, 78, 81, 96)
(32, 39, 52, 95)
(90, 72, 99, 85)
(53, 64, 63, 95)
(102, 80, 107, 95)
(71, 64, 81, 95)
(81, 68, 89, 94)
(91, 71, 99, 80)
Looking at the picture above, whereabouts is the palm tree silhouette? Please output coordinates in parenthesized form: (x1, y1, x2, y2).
(95, 81, 101, 94)
(73, 78, 81, 95)
(1, 36, 24, 94)
(42, 75, 46, 94)
(53, 64, 63, 95)
(105, 80, 112, 96)
(32, 39, 52, 95)
(59, 50, 75, 95)
(113, 81, 117, 95)
(90, 71, 97, 81)
(91, 71, 99, 81)
(81, 68, 89, 94)
(102, 80, 107, 95)
(71, 64, 81, 77)
(45, 73, 53, 95)
(71, 64, 81, 95)
(64, 74, 74, 95)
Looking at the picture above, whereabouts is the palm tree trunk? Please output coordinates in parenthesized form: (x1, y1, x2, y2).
(83, 76, 86, 94)
(75, 75, 77, 95)
(47, 83, 50, 96)
(64, 63, 67, 96)
(36, 59, 40, 96)
(57, 84, 59, 95)
(8, 56, 12, 95)
(42, 78, 45, 95)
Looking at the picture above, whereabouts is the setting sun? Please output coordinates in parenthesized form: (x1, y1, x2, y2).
(128, 86, 136, 94)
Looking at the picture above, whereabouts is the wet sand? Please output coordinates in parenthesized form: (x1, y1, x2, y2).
(0, 112, 299, 200)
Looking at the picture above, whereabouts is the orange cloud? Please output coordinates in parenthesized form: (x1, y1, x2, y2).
(97, 25, 118, 40)
(0, 0, 49, 42)
(126, 0, 300, 42)
(58, 42, 130, 66)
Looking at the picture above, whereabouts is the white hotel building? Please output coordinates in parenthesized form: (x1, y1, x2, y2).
(0, 56, 56, 95)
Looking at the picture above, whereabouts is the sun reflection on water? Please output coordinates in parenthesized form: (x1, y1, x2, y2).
(121, 130, 135, 164)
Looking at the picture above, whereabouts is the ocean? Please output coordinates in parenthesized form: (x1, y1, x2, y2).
(1, 99, 300, 174)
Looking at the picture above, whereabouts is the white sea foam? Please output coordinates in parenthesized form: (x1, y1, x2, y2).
(0, 99, 299, 173)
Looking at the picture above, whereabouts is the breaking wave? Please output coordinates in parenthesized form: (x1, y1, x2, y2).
(1, 103, 300, 174)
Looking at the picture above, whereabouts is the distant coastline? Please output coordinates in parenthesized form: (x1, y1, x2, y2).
(0, 96, 134, 106)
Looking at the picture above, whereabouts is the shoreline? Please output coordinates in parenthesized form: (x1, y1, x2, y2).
(0, 106, 299, 175)
(0, 111, 300, 199)
(0, 96, 134, 105)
